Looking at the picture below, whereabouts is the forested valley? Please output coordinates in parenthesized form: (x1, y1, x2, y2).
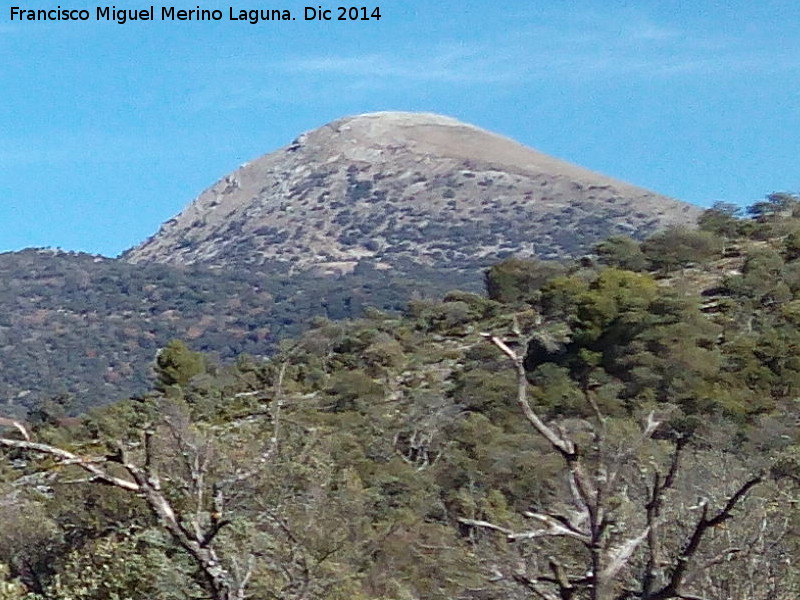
(1, 195, 800, 599)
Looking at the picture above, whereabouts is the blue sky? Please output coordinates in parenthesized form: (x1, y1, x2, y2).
(1, 0, 799, 257)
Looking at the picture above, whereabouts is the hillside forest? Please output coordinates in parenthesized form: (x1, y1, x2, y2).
(1, 194, 800, 599)
(0, 250, 466, 413)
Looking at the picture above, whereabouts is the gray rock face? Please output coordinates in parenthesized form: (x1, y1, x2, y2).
(124, 112, 700, 273)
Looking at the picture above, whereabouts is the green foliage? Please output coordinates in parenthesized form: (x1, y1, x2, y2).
(154, 340, 206, 393)
(46, 532, 200, 600)
(698, 201, 742, 238)
(641, 227, 723, 272)
(724, 247, 790, 307)
(450, 368, 518, 427)
(5, 201, 800, 599)
(439, 413, 559, 512)
(537, 275, 588, 322)
(572, 268, 659, 346)
(325, 370, 385, 412)
(747, 192, 800, 221)
(0, 498, 61, 597)
(785, 229, 800, 261)
(484, 258, 563, 303)
(528, 363, 588, 416)
(594, 235, 648, 271)
(0, 249, 479, 413)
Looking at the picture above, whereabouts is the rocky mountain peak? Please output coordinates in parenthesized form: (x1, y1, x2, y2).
(123, 112, 700, 274)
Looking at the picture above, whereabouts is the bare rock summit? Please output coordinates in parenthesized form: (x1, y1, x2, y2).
(124, 112, 700, 274)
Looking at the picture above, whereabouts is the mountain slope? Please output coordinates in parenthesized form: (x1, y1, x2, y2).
(0, 113, 704, 414)
(0, 249, 470, 414)
(124, 112, 699, 273)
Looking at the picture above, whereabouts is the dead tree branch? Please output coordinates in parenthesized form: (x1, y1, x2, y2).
(462, 332, 762, 600)
(0, 429, 253, 600)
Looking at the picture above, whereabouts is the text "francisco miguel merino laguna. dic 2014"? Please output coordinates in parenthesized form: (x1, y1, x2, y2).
(9, 5, 383, 24)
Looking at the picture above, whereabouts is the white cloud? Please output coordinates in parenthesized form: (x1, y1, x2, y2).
(280, 9, 799, 86)
(184, 7, 800, 112)
(286, 44, 518, 85)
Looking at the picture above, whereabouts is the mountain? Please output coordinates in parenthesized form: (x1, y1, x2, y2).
(0, 250, 272, 414)
(0, 113, 704, 414)
(0, 248, 456, 415)
(124, 112, 699, 274)
(3, 208, 797, 600)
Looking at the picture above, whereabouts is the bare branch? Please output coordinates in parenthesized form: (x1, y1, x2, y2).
(483, 334, 576, 457)
(0, 437, 139, 491)
(601, 526, 650, 581)
(457, 517, 515, 537)
(0, 430, 249, 600)
(648, 475, 762, 600)
(607, 411, 666, 491)
(516, 512, 592, 545)
(642, 438, 685, 598)
(511, 571, 563, 600)
(549, 558, 575, 600)
(0, 417, 30, 441)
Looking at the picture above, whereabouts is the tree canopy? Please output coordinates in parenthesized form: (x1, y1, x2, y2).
(0, 195, 799, 599)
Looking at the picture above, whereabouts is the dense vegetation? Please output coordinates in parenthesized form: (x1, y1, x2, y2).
(0, 250, 468, 414)
(0, 195, 800, 598)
